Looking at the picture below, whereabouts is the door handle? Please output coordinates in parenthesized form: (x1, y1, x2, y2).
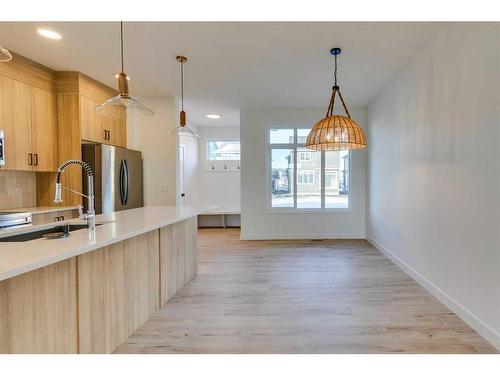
(119, 159, 125, 205)
(34, 153, 38, 166)
(28, 153, 33, 166)
(123, 159, 129, 205)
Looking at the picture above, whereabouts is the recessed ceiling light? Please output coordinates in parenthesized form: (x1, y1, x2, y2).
(115, 74, 131, 80)
(37, 28, 62, 40)
(206, 114, 221, 119)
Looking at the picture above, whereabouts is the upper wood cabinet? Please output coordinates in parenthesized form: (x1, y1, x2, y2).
(80, 95, 126, 148)
(30, 87, 58, 172)
(0, 75, 58, 172)
(80, 96, 102, 143)
(0, 75, 32, 171)
(105, 106, 127, 147)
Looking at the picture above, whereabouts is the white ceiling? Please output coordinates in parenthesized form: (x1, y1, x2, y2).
(0, 22, 443, 127)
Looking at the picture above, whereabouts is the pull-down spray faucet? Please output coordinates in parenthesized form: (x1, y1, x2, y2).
(54, 159, 95, 230)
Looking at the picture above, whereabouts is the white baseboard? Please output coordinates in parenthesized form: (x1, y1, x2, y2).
(240, 233, 365, 240)
(367, 236, 500, 351)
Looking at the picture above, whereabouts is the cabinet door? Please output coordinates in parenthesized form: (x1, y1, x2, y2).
(0, 75, 32, 171)
(80, 96, 106, 143)
(58, 208, 79, 221)
(31, 211, 61, 225)
(106, 106, 127, 147)
(30, 87, 58, 172)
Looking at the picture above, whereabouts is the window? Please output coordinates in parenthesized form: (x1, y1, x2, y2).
(298, 151, 311, 161)
(297, 171, 314, 185)
(269, 128, 349, 210)
(208, 141, 240, 160)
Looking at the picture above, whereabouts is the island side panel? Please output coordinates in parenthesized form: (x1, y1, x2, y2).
(0, 258, 78, 354)
(77, 230, 160, 354)
(160, 217, 198, 306)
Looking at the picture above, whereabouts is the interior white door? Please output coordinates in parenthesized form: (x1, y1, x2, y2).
(179, 145, 186, 205)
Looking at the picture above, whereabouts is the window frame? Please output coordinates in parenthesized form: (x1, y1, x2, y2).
(267, 126, 351, 213)
(207, 140, 241, 161)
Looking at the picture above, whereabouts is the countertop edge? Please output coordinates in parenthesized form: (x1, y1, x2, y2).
(0, 209, 198, 282)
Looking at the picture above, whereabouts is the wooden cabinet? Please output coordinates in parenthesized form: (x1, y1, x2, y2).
(80, 95, 126, 147)
(159, 217, 197, 305)
(31, 208, 79, 225)
(106, 106, 127, 147)
(0, 75, 58, 172)
(30, 87, 58, 171)
(0, 258, 78, 354)
(78, 231, 160, 353)
(0, 75, 32, 171)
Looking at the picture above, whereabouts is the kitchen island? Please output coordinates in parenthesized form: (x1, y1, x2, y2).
(0, 206, 198, 354)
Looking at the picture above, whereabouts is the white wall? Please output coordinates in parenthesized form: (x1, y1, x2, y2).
(196, 126, 241, 212)
(367, 23, 500, 349)
(240, 108, 366, 239)
(127, 96, 178, 206)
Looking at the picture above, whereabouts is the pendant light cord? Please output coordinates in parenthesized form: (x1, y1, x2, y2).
(326, 51, 351, 119)
(120, 21, 124, 73)
(334, 53, 338, 87)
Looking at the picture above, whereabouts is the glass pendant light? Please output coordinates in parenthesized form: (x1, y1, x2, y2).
(169, 56, 199, 138)
(0, 45, 12, 62)
(306, 48, 367, 151)
(95, 22, 154, 116)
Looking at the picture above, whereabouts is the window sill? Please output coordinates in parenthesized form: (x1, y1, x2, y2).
(266, 208, 352, 214)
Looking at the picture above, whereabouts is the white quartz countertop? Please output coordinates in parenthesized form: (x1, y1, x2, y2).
(0, 205, 201, 282)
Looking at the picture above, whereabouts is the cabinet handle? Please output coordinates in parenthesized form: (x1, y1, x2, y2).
(34, 153, 38, 166)
(28, 153, 33, 166)
(107, 130, 111, 141)
(103, 130, 107, 140)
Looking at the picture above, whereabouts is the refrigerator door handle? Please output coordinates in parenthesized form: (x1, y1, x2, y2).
(119, 159, 125, 205)
(123, 159, 129, 205)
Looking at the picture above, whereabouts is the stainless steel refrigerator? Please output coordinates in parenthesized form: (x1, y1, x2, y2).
(82, 144, 144, 214)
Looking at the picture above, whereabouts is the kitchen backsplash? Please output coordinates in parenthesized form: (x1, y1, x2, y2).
(0, 170, 37, 209)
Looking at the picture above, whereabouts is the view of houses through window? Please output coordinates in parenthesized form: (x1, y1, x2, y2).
(208, 140, 241, 160)
(270, 128, 349, 209)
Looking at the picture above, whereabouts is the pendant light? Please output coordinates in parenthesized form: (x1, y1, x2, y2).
(0, 45, 12, 62)
(95, 22, 154, 116)
(306, 48, 367, 151)
(169, 55, 198, 137)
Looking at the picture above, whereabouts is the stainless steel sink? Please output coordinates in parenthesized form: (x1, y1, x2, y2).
(0, 224, 102, 242)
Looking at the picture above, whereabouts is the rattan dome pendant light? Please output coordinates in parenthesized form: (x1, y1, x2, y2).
(306, 48, 367, 151)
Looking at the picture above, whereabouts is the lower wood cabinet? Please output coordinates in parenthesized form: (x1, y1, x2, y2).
(160, 217, 198, 305)
(77, 230, 160, 354)
(0, 219, 197, 354)
(31, 208, 79, 225)
(0, 258, 78, 354)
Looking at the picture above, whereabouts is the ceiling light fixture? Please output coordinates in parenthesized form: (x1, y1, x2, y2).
(37, 28, 62, 40)
(0, 46, 12, 62)
(206, 114, 221, 119)
(169, 56, 198, 138)
(306, 48, 367, 151)
(95, 21, 153, 116)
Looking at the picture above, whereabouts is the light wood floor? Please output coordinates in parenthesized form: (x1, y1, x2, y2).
(114, 228, 496, 354)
